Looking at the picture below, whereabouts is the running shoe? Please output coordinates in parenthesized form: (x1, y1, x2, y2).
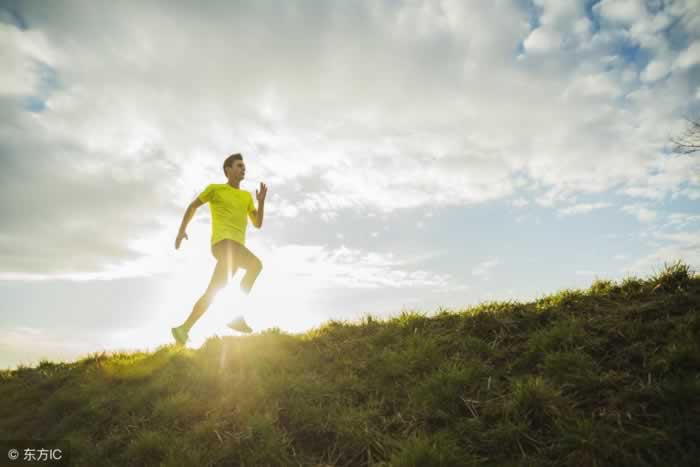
(171, 325, 189, 346)
(227, 316, 253, 334)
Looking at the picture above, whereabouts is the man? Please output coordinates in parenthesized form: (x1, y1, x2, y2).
(171, 153, 268, 346)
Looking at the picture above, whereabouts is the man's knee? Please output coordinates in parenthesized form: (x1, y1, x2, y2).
(245, 255, 262, 274)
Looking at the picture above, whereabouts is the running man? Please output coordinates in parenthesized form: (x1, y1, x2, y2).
(171, 153, 267, 346)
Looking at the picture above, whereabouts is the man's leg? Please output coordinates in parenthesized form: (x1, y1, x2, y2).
(237, 244, 263, 294)
(181, 258, 230, 333)
(226, 243, 262, 333)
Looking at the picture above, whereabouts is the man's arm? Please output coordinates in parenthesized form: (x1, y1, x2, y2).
(250, 182, 267, 229)
(250, 203, 264, 229)
(175, 198, 204, 249)
(179, 198, 204, 232)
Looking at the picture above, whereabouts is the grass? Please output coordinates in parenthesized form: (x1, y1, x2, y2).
(1, 260, 698, 466)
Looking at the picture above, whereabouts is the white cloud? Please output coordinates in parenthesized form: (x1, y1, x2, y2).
(524, 27, 561, 53)
(472, 258, 501, 280)
(558, 202, 612, 216)
(256, 242, 451, 291)
(623, 229, 700, 275)
(594, 1, 680, 58)
(664, 212, 700, 229)
(0, 21, 60, 96)
(320, 211, 338, 222)
(1, 0, 698, 279)
(512, 197, 529, 207)
(622, 204, 657, 223)
(563, 72, 620, 98)
(595, 0, 645, 26)
(674, 41, 700, 70)
(622, 153, 700, 200)
(534, 186, 577, 207)
(676, 187, 700, 200)
(641, 59, 672, 82)
(653, 231, 700, 245)
(528, 0, 591, 52)
(621, 66, 637, 82)
(575, 270, 607, 277)
(278, 203, 300, 218)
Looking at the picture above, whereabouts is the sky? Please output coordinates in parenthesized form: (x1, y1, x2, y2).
(1, 0, 699, 369)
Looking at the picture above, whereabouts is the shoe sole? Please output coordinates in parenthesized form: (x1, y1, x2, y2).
(227, 323, 253, 334)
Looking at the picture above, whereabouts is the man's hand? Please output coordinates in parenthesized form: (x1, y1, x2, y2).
(175, 231, 189, 250)
(256, 182, 268, 204)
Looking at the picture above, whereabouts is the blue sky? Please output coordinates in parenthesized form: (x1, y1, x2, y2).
(1, 0, 699, 369)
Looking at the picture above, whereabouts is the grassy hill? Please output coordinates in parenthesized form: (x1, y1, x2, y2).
(1, 261, 698, 467)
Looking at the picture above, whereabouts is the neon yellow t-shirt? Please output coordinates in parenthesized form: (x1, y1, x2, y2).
(198, 184, 255, 246)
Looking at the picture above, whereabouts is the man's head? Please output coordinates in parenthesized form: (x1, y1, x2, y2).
(223, 153, 246, 181)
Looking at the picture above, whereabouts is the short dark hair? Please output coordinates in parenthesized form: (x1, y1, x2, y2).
(223, 153, 243, 176)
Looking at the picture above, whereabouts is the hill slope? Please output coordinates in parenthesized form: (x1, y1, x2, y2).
(1, 262, 699, 467)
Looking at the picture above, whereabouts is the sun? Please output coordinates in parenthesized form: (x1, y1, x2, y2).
(160, 249, 323, 347)
(124, 225, 327, 349)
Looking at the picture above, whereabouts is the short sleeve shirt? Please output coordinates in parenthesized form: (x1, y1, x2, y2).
(198, 184, 256, 246)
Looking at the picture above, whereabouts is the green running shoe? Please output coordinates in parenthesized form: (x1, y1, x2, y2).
(171, 325, 189, 346)
(227, 316, 253, 334)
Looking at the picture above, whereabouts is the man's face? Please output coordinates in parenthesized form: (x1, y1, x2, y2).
(229, 160, 246, 180)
